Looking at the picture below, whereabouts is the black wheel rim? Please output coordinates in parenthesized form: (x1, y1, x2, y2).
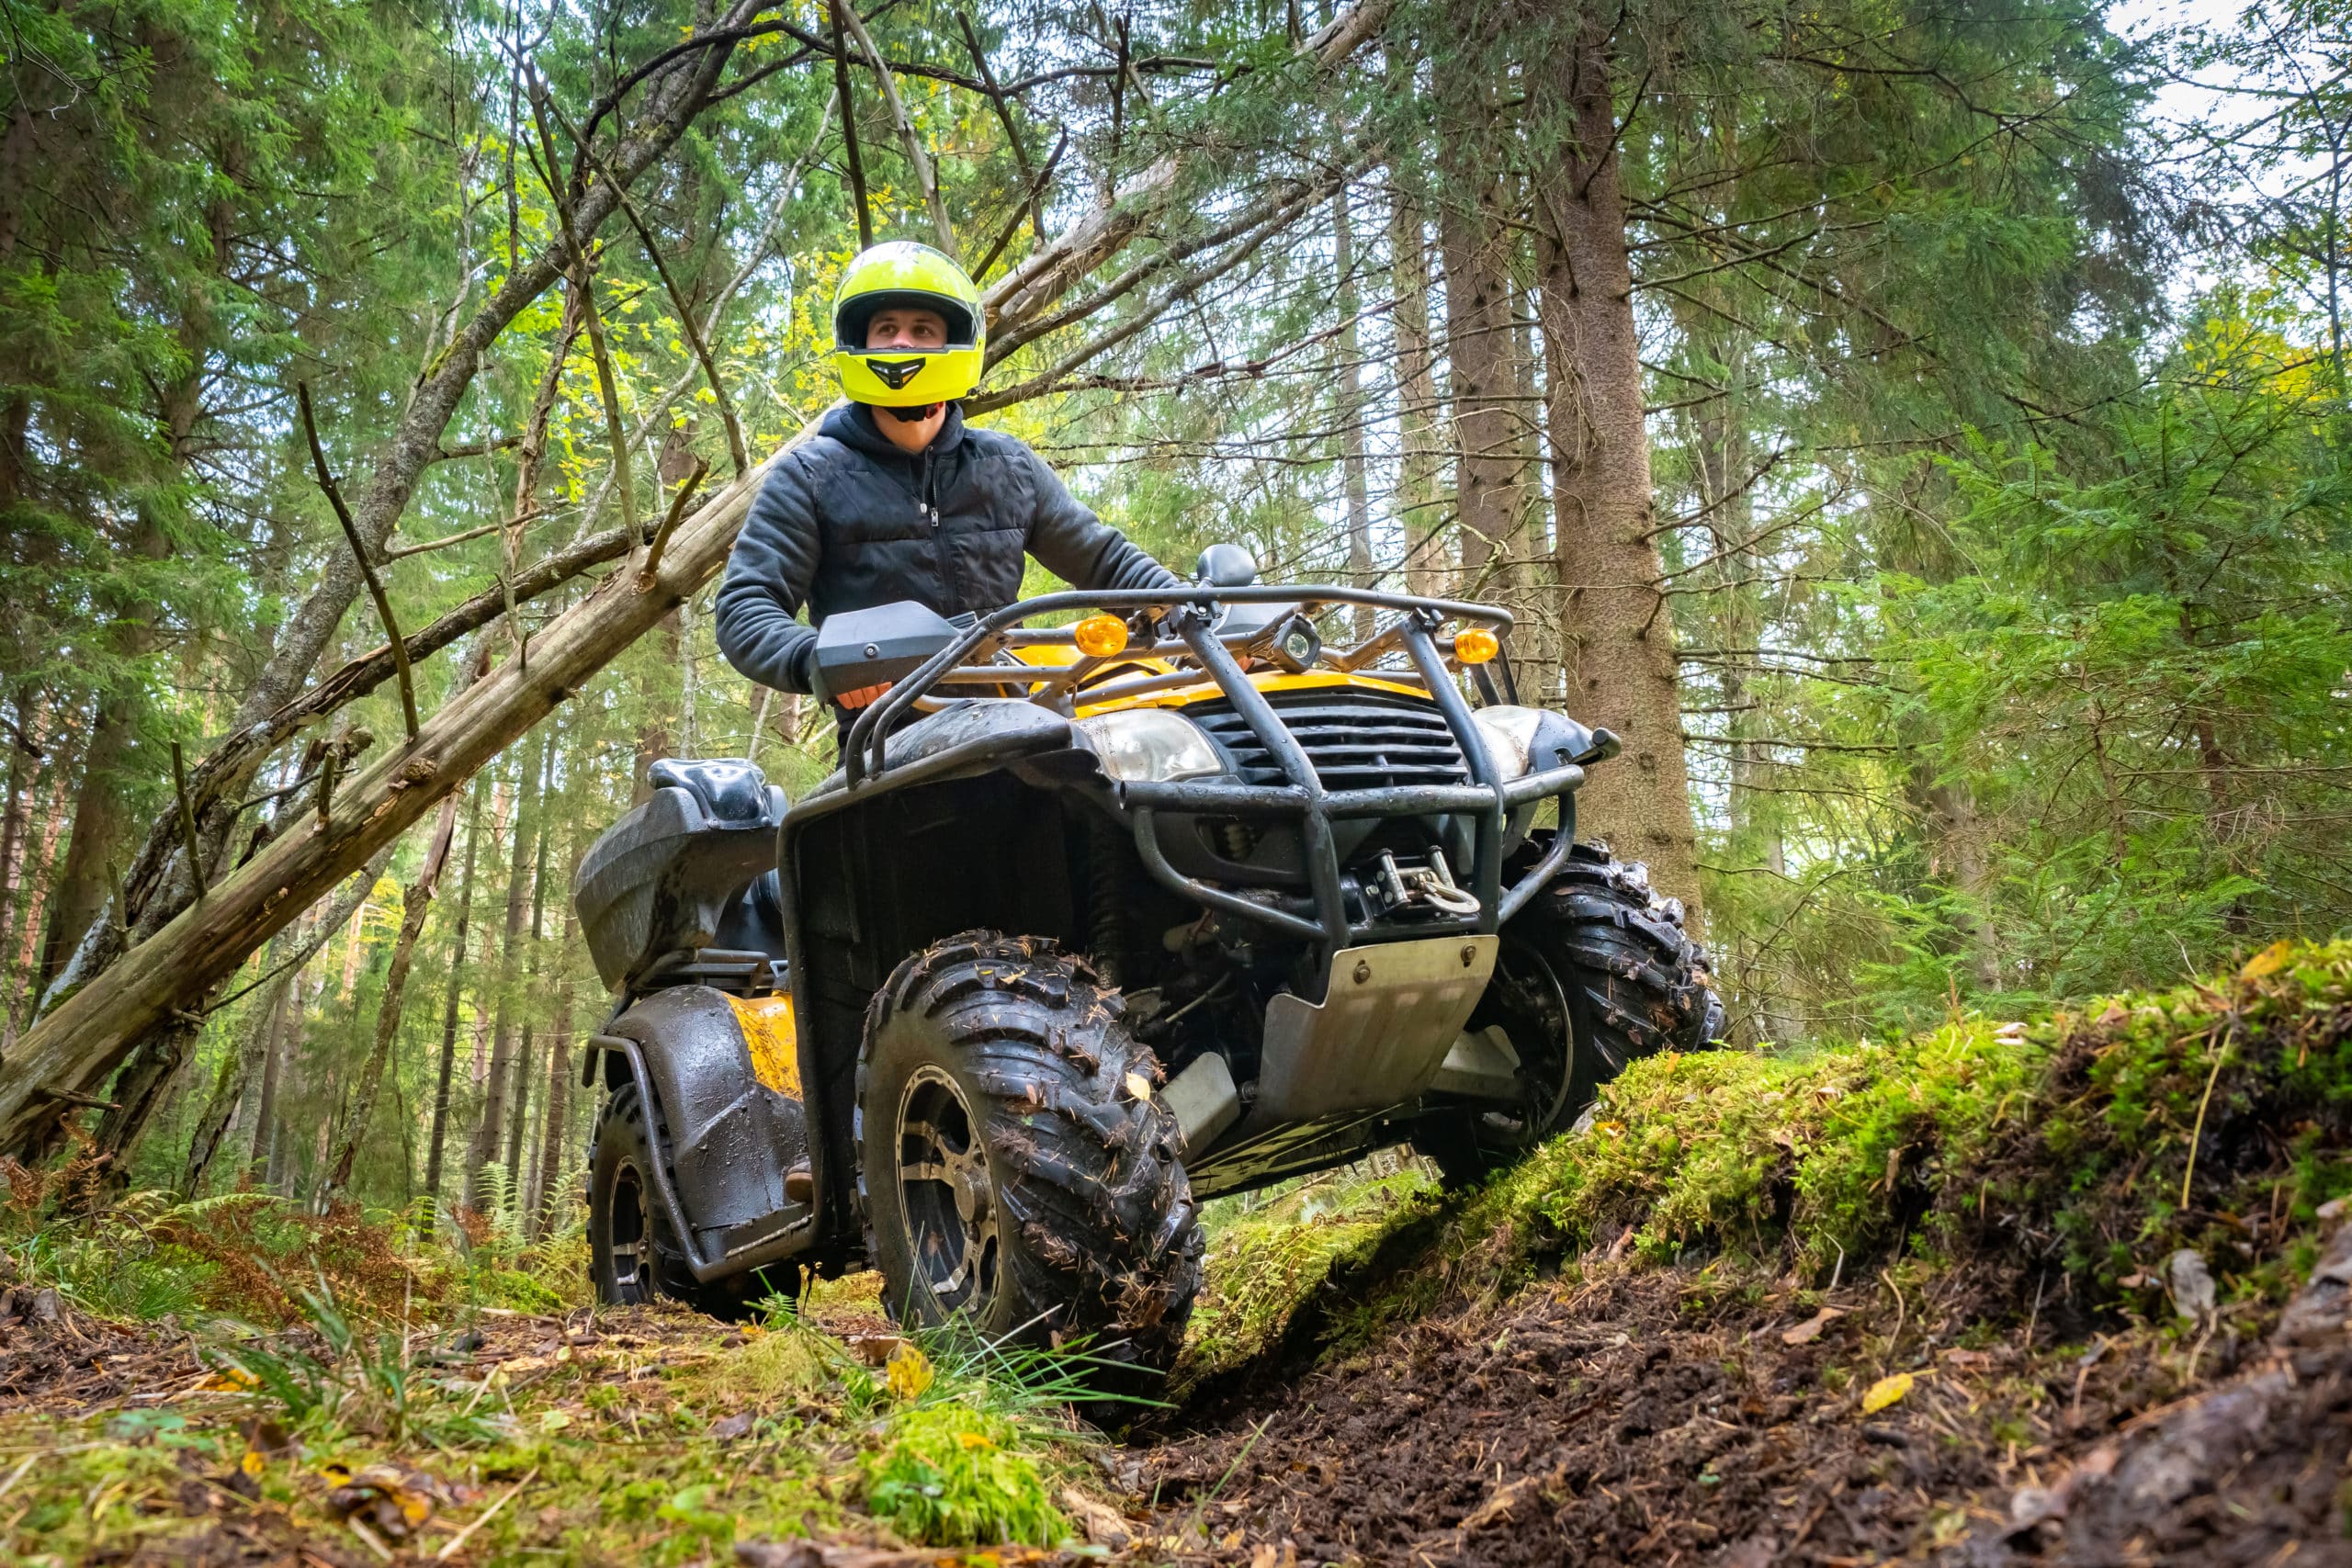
(895, 1066, 1000, 1318)
(609, 1164, 650, 1297)
(1472, 940, 1576, 1149)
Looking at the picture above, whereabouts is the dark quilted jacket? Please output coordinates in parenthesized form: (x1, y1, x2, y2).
(714, 401, 1177, 695)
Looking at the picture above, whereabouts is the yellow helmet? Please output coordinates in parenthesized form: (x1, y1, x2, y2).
(830, 242, 987, 406)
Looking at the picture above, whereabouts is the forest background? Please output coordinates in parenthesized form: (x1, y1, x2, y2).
(0, 0, 2346, 1232)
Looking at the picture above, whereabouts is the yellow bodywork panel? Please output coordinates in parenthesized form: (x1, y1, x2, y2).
(1004, 644, 1425, 716)
(727, 993, 801, 1099)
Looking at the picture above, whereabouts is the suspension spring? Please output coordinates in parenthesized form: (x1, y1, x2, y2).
(1088, 815, 1129, 988)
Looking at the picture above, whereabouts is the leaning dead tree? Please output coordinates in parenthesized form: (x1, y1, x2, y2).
(0, 2, 1396, 1158)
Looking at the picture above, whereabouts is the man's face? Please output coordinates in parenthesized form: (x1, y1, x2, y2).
(865, 306, 950, 351)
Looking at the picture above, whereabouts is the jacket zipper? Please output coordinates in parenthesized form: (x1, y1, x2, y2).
(922, 448, 963, 607)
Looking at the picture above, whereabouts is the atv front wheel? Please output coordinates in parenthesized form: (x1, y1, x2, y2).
(587, 1084, 797, 1317)
(1419, 840, 1721, 1185)
(856, 931, 1203, 1377)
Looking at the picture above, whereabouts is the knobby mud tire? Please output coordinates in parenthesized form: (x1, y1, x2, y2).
(1420, 840, 1722, 1186)
(855, 931, 1204, 1381)
(586, 1083, 795, 1319)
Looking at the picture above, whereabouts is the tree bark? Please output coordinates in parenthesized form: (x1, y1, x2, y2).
(422, 777, 486, 1217)
(1529, 13, 1705, 923)
(1434, 39, 1521, 599)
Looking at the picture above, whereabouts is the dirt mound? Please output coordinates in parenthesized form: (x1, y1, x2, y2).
(1139, 1226, 2352, 1567)
(1144, 1261, 1998, 1565)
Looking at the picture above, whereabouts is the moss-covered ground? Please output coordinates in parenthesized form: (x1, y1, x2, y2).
(6, 939, 2352, 1562)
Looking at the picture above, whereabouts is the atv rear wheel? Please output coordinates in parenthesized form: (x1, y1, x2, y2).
(1419, 840, 1721, 1186)
(587, 1084, 797, 1317)
(856, 931, 1204, 1378)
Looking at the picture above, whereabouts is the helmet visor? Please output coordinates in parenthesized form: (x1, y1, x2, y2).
(834, 288, 979, 352)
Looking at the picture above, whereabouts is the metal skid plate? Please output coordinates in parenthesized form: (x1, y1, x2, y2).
(1247, 934, 1498, 1127)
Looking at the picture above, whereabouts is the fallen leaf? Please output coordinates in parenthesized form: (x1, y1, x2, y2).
(885, 1342, 933, 1401)
(843, 1333, 905, 1367)
(1860, 1371, 1914, 1414)
(538, 1410, 572, 1433)
(1781, 1307, 1844, 1346)
(1059, 1485, 1133, 1548)
(1124, 1071, 1154, 1104)
(241, 1450, 265, 1479)
(201, 1365, 260, 1393)
(2241, 940, 2295, 980)
(708, 1411, 755, 1441)
(2318, 1196, 2346, 1222)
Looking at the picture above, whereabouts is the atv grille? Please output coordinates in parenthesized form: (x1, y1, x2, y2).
(1186, 691, 1473, 792)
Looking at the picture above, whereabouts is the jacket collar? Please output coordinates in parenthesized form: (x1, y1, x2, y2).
(827, 400, 967, 462)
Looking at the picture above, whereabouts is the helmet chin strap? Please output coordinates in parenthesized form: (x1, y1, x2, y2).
(882, 402, 944, 423)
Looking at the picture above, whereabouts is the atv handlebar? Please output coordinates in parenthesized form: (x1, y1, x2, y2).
(842, 581, 1515, 788)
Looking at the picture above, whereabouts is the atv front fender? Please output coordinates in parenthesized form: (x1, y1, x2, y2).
(584, 987, 814, 1284)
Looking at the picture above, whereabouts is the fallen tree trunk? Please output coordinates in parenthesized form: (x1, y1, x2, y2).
(0, 435, 793, 1154)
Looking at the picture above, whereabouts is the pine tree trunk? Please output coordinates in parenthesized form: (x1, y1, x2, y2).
(1332, 188, 1376, 640)
(530, 867, 582, 1241)
(501, 807, 555, 1200)
(1529, 13, 1705, 923)
(1388, 180, 1445, 600)
(1434, 41, 1521, 598)
(185, 980, 283, 1194)
(467, 727, 549, 1206)
(0, 686, 42, 978)
(422, 779, 486, 1216)
(322, 789, 463, 1201)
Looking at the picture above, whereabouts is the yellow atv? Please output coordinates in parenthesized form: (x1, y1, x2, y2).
(571, 547, 1719, 1372)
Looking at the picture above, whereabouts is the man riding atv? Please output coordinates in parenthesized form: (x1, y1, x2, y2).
(575, 241, 1719, 1373)
(715, 242, 1179, 719)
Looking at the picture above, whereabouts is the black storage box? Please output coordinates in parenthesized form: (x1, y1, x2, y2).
(572, 759, 786, 991)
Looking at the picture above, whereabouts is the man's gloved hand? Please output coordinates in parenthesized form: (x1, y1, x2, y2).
(803, 649, 891, 712)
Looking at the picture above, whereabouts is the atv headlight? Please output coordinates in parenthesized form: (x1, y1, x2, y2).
(1470, 705, 1547, 781)
(1077, 709, 1224, 783)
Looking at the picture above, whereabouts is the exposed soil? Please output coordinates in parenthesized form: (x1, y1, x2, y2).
(1134, 1231, 2352, 1567)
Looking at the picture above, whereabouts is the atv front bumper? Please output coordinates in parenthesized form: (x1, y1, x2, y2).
(833, 585, 1588, 959)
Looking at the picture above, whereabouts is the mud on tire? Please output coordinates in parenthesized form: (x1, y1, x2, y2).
(1420, 839, 1721, 1185)
(855, 931, 1204, 1376)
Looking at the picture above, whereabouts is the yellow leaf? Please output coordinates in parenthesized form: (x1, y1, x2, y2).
(201, 1365, 259, 1393)
(241, 1450, 265, 1479)
(1860, 1371, 1914, 1414)
(1124, 1071, 1153, 1104)
(885, 1343, 933, 1401)
(956, 1431, 995, 1450)
(2241, 940, 2295, 980)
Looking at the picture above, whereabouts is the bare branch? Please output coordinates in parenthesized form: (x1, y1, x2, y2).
(299, 381, 418, 740)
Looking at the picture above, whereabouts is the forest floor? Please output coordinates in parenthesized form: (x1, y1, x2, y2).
(6, 941, 2352, 1565)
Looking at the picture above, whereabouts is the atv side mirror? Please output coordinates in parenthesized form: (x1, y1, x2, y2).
(1193, 542, 1259, 588)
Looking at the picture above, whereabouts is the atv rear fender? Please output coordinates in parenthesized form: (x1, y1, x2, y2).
(582, 987, 814, 1284)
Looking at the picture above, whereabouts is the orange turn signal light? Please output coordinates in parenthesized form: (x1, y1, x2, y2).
(1454, 626, 1500, 665)
(1074, 614, 1131, 659)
